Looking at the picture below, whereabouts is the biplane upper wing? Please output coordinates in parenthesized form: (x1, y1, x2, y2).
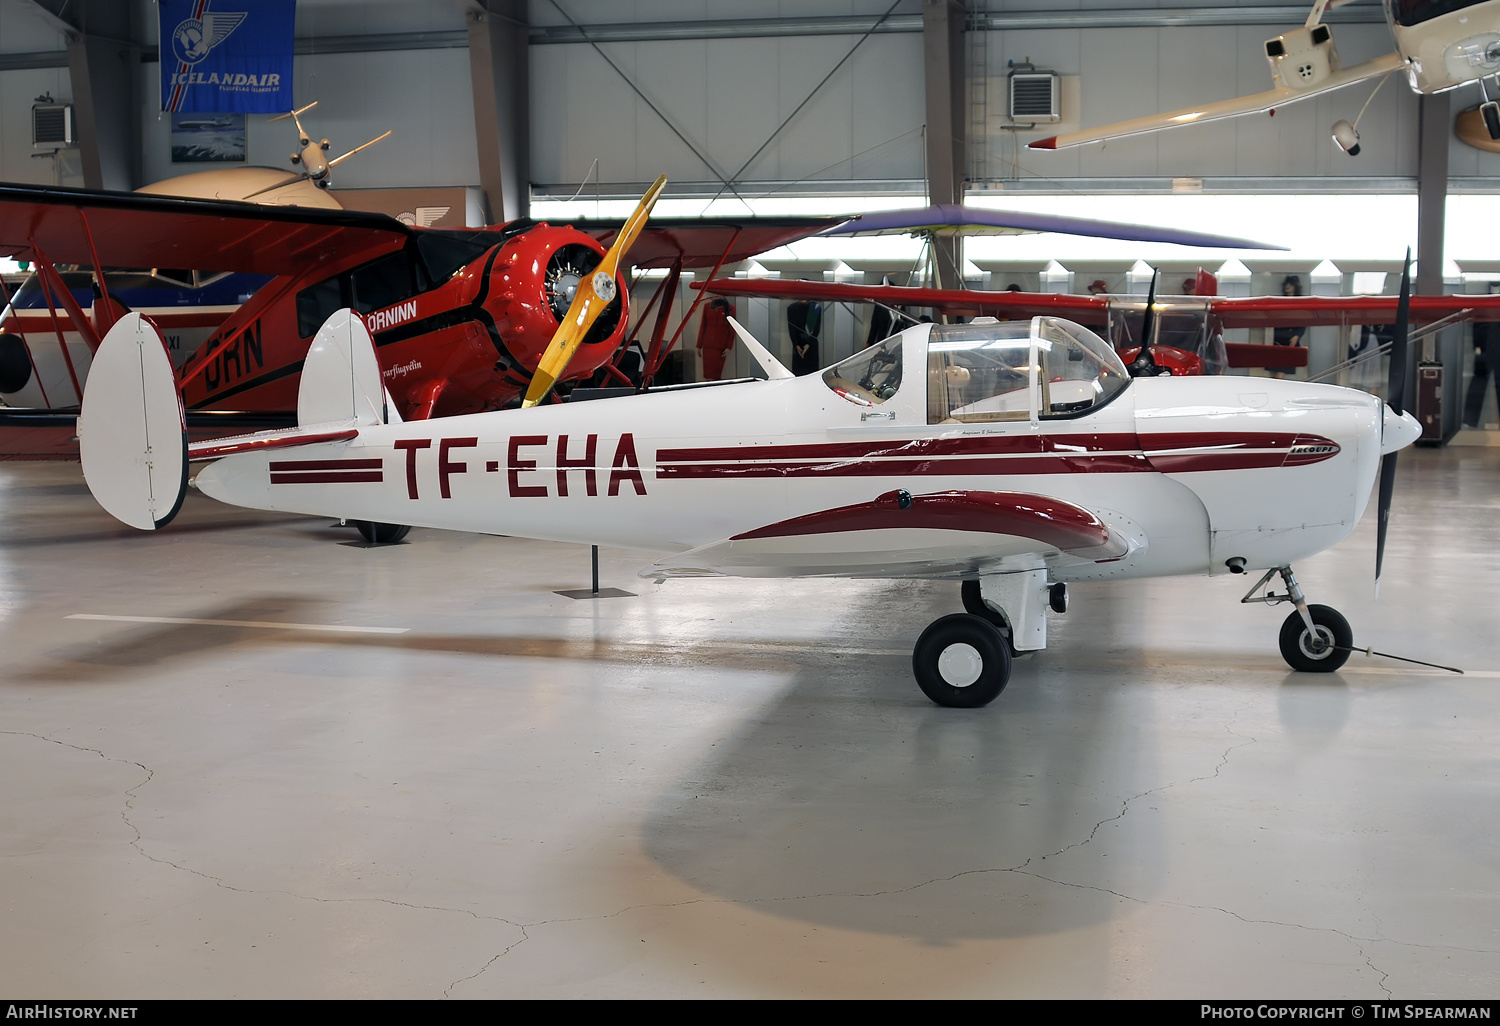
(0, 182, 413, 276)
(574, 216, 849, 269)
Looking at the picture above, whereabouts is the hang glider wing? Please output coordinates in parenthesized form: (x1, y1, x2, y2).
(695, 277, 1108, 320)
(822, 203, 1285, 250)
(0, 183, 413, 277)
(645, 488, 1134, 580)
(1210, 294, 1500, 328)
(572, 216, 848, 269)
(1029, 52, 1406, 151)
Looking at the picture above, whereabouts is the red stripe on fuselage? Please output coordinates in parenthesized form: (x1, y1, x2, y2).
(270, 471, 383, 484)
(268, 458, 383, 471)
(653, 431, 1338, 479)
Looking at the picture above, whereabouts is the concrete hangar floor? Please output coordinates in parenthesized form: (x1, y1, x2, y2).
(0, 448, 1495, 1000)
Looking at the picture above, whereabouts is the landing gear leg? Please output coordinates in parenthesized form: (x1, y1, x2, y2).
(1241, 565, 1352, 672)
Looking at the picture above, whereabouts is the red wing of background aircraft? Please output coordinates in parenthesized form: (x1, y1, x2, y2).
(696, 274, 1500, 377)
(0, 183, 841, 457)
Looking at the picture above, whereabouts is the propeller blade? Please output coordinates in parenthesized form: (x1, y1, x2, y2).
(1131, 267, 1160, 376)
(1374, 450, 1398, 595)
(327, 130, 393, 168)
(1374, 248, 1412, 595)
(522, 174, 668, 408)
(1388, 248, 1411, 416)
(241, 172, 309, 199)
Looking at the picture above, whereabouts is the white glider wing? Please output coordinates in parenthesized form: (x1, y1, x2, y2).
(1030, 51, 1405, 151)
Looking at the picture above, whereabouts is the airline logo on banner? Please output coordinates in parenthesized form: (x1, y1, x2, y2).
(160, 0, 295, 114)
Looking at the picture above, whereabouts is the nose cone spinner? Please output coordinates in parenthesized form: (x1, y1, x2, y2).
(1382, 407, 1421, 455)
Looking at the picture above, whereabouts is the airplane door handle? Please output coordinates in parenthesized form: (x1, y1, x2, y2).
(861, 410, 895, 422)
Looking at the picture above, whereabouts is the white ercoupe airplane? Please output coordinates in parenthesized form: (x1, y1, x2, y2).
(1030, 0, 1500, 153)
(72, 186, 1425, 708)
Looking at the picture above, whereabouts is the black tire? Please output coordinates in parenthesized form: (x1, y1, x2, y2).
(352, 521, 411, 545)
(912, 613, 1013, 708)
(1484, 101, 1500, 140)
(1278, 604, 1352, 673)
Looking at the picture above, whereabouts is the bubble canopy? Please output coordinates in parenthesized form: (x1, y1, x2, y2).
(823, 316, 1130, 422)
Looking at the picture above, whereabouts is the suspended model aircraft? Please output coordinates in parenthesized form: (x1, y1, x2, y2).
(70, 179, 1426, 706)
(1029, 0, 1500, 154)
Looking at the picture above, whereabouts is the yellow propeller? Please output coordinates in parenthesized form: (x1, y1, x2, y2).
(521, 173, 668, 408)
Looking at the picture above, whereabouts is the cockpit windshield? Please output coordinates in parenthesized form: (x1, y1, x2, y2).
(926, 317, 1129, 424)
(1035, 318, 1130, 418)
(823, 332, 903, 406)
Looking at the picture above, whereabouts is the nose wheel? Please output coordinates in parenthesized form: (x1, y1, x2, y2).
(1278, 604, 1352, 672)
(912, 613, 1012, 707)
(1241, 565, 1352, 673)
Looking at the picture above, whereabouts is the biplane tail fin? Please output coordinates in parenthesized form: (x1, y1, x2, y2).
(77, 312, 188, 530)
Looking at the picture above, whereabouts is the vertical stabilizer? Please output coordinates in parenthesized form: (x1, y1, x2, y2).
(78, 312, 187, 530)
(298, 308, 387, 427)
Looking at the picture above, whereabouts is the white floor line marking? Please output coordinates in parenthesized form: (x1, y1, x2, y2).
(67, 614, 409, 635)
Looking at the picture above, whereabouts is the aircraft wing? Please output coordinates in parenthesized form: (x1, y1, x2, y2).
(1029, 52, 1406, 151)
(0, 183, 412, 275)
(571, 216, 848, 269)
(1211, 294, 1500, 328)
(822, 203, 1284, 250)
(644, 488, 1133, 580)
(695, 277, 1109, 321)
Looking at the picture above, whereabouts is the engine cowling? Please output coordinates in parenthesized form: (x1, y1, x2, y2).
(483, 223, 628, 391)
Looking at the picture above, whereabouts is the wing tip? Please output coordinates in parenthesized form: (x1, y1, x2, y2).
(1028, 137, 1058, 151)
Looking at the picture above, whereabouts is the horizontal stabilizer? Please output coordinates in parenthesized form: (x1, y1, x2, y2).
(645, 489, 1129, 580)
(298, 308, 387, 428)
(78, 312, 187, 530)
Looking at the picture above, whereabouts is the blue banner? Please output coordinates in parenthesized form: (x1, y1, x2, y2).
(160, 0, 295, 114)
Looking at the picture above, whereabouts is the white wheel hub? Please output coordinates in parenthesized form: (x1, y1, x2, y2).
(1299, 625, 1335, 659)
(937, 642, 984, 687)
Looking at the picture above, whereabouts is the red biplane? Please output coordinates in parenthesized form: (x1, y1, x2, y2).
(0, 182, 838, 457)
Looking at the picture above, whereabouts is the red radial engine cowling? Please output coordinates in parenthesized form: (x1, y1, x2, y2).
(483, 223, 629, 390)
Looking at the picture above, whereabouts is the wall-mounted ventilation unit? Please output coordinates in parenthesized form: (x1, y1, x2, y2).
(1008, 65, 1060, 123)
(32, 103, 74, 149)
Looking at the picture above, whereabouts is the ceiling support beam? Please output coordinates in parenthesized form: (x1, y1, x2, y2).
(923, 0, 967, 291)
(53, 0, 140, 191)
(467, 0, 531, 224)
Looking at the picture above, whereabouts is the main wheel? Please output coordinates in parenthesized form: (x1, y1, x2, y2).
(352, 521, 411, 545)
(912, 613, 1013, 708)
(1483, 100, 1500, 140)
(1278, 604, 1352, 673)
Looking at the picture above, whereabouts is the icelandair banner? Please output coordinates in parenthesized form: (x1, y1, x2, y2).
(160, 0, 295, 113)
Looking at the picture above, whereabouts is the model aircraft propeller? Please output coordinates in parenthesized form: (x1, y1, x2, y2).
(244, 101, 393, 199)
(1374, 251, 1412, 594)
(522, 174, 668, 408)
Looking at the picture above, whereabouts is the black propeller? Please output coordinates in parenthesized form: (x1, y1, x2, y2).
(1129, 267, 1161, 377)
(1374, 248, 1411, 593)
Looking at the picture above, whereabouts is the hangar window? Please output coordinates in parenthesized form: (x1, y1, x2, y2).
(823, 333, 903, 406)
(927, 322, 1034, 423)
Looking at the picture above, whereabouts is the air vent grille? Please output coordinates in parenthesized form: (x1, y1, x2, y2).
(1009, 73, 1059, 122)
(32, 104, 73, 148)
